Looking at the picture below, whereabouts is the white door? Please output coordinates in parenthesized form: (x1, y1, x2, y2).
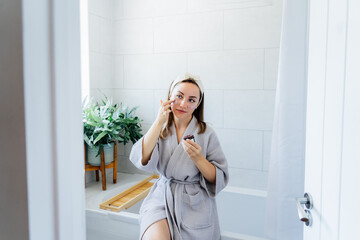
(302, 0, 360, 239)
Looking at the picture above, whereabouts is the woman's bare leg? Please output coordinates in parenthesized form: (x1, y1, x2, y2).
(142, 219, 171, 240)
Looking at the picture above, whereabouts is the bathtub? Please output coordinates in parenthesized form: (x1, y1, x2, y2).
(86, 174, 268, 240)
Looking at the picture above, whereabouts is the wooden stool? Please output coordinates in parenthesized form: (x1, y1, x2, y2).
(84, 141, 118, 190)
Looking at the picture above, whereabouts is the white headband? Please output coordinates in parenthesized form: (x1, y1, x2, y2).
(170, 73, 204, 105)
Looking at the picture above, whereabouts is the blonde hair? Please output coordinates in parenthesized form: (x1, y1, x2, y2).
(160, 78, 206, 139)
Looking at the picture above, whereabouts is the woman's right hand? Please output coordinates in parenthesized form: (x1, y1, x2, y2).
(155, 99, 174, 126)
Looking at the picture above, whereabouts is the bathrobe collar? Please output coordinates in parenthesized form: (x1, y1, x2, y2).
(165, 116, 199, 178)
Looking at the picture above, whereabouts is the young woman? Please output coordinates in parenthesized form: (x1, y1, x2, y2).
(130, 73, 229, 240)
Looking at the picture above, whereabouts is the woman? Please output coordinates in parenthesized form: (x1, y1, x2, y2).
(130, 73, 229, 240)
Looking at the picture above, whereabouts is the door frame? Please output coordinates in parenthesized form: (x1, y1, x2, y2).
(23, 0, 86, 239)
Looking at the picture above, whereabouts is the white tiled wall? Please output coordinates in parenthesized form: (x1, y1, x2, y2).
(88, 0, 283, 190)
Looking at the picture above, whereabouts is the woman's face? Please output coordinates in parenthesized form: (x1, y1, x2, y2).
(170, 82, 201, 120)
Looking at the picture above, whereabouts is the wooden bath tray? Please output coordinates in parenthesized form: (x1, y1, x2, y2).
(100, 175, 159, 212)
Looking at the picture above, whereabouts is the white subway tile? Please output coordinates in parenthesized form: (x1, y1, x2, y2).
(264, 48, 279, 89)
(114, 19, 153, 54)
(114, 56, 124, 88)
(154, 12, 223, 53)
(153, 89, 170, 102)
(122, 0, 155, 19)
(88, 0, 113, 19)
(153, 0, 187, 17)
(117, 155, 148, 174)
(89, 53, 113, 88)
(188, 50, 264, 90)
(124, 54, 156, 89)
(204, 90, 224, 128)
(228, 168, 268, 190)
(116, 142, 126, 155)
(262, 131, 272, 171)
(88, 0, 112, 17)
(114, 89, 155, 125)
(188, 0, 272, 13)
(88, 14, 101, 52)
(100, 18, 114, 54)
(88, 0, 98, 15)
(113, 0, 124, 20)
(216, 128, 263, 170)
(224, 90, 276, 130)
(125, 141, 133, 156)
(114, 0, 187, 20)
(123, 54, 187, 89)
(224, 6, 282, 49)
(154, 16, 186, 52)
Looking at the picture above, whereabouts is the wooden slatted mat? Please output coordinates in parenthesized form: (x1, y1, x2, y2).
(100, 175, 159, 212)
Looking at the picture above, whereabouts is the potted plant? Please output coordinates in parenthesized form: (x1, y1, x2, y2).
(83, 96, 143, 166)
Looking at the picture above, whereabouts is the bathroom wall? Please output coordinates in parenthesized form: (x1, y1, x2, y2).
(88, 0, 282, 190)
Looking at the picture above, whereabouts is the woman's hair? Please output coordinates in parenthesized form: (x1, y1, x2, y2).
(160, 78, 206, 139)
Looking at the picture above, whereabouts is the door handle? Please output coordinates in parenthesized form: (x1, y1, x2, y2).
(295, 193, 313, 226)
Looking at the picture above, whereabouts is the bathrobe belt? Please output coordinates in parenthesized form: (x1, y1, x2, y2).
(163, 177, 200, 240)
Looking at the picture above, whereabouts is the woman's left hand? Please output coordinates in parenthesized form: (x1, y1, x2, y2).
(182, 139, 204, 163)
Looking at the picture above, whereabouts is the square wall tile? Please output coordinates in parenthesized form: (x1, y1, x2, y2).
(122, 0, 155, 19)
(262, 131, 272, 171)
(224, 90, 276, 130)
(123, 54, 187, 89)
(203, 90, 224, 128)
(228, 168, 268, 190)
(188, 0, 272, 13)
(224, 5, 282, 49)
(117, 155, 148, 174)
(188, 50, 264, 90)
(153, 89, 170, 102)
(100, 17, 114, 54)
(88, 0, 114, 19)
(89, 53, 113, 88)
(114, 18, 153, 54)
(113, 0, 124, 20)
(154, 12, 223, 53)
(264, 48, 279, 89)
(88, 14, 101, 52)
(153, 0, 187, 17)
(125, 142, 133, 156)
(114, 55, 124, 88)
(119, 0, 187, 19)
(115, 89, 155, 125)
(216, 128, 263, 170)
(116, 142, 126, 156)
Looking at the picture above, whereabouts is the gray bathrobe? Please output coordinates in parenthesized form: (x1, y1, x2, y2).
(129, 117, 229, 240)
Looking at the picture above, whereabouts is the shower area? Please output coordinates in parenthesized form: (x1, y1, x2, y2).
(85, 0, 283, 239)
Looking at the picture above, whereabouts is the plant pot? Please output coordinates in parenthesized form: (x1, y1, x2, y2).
(86, 142, 114, 166)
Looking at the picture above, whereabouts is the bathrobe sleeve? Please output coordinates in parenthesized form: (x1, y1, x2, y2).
(200, 129, 229, 197)
(129, 136, 160, 173)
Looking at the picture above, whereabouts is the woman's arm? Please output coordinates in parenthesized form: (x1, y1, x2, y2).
(141, 120, 162, 165)
(182, 140, 216, 184)
(141, 99, 174, 165)
(194, 155, 216, 184)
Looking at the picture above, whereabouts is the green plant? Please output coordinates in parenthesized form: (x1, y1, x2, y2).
(83, 96, 143, 157)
